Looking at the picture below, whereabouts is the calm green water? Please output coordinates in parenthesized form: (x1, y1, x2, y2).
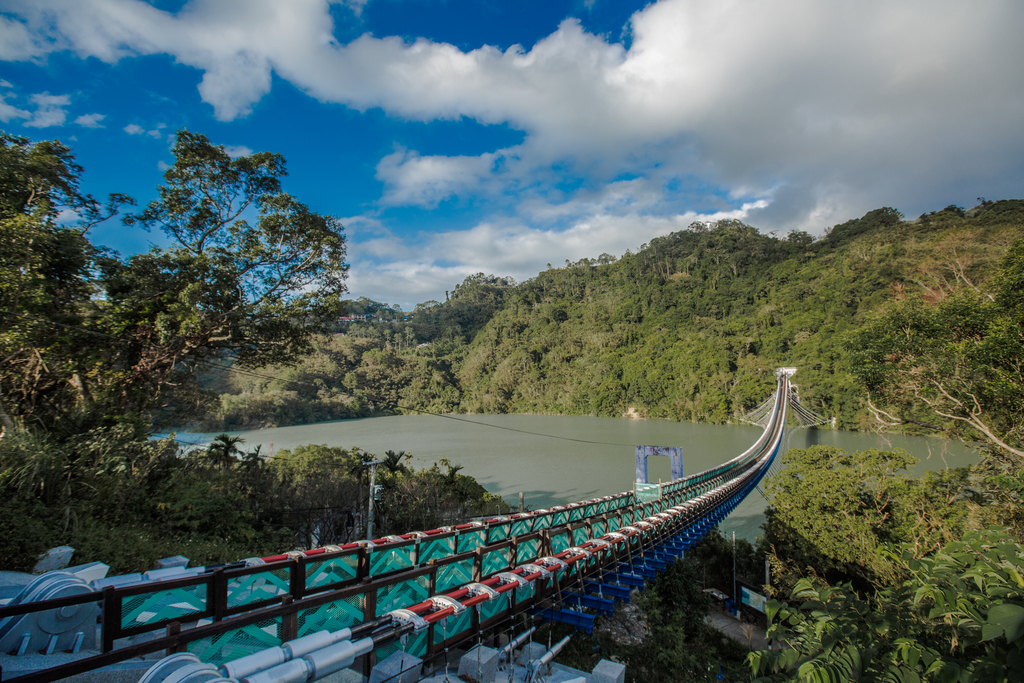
(176, 415, 976, 541)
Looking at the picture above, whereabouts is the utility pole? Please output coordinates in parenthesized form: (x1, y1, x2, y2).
(365, 460, 385, 541)
(732, 530, 737, 614)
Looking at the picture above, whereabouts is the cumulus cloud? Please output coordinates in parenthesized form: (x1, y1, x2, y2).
(23, 92, 70, 127)
(3, 0, 1023, 294)
(74, 112, 105, 127)
(376, 147, 505, 207)
(124, 121, 165, 138)
(124, 123, 145, 135)
(0, 92, 29, 122)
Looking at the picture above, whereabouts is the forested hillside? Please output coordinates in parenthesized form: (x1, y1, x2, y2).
(205, 200, 1023, 431)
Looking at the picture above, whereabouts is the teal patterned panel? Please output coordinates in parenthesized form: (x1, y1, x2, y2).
(122, 585, 207, 629)
(608, 516, 620, 532)
(418, 536, 455, 565)
(305, 555, 358, 592)
(550, 531, 570, 555)
(187, 616, 281, 663)
(583, 504, 595, 518)
(515, 582, 536, 604)
(376, 629, 428, 660)
(569, 507, 583, 522)
(487, 522, 510, 544)
(516, 537, 540, 564)
(552, 510, 569, 526)
(572, 526, 589, 546)
(228, 567, 290, 608)
(435, 558, 474, 593)
(297, 594, 364, 636)
(481, 547, 510, 577)
(597, 500, 608, 514)
(532, 515, 552, 531)
(481, 595, 506, 622)
(457, 529, 486, 554)
(369, 545, 414, 577)
(376, 574, 430, 615)
(592, 520, 607, 537)
(438, 606, 473, 641)
(510, 518, 532, 536)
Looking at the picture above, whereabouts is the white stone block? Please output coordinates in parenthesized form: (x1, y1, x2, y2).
(457, 644, 499, 683)
(368, 650, 422, 683)
(33, 546, 74, 573)
(592, 658, 626, 683)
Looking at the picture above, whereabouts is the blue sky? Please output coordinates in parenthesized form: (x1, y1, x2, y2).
(2, 0, 1023, 309)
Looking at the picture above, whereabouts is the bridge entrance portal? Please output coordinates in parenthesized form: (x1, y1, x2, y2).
(635, 445, 683, 484)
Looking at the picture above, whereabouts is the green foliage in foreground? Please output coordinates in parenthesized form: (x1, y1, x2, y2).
(750, 529, 1024, 683)
(0, 424, 507, 574)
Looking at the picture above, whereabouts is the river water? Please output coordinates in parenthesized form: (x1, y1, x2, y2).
(173, 415, 976, 541)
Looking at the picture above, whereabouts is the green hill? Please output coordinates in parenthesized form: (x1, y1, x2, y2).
(202, 200, 1024, 431)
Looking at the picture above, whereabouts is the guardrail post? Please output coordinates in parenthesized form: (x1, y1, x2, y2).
(101, 586, 119, 654)
(361, 577, 376, 680)
(289, 557, 305, 600)
(165, 621, 183, 656)
(280, 595, 298, 643)
(212, 569, 227, 622)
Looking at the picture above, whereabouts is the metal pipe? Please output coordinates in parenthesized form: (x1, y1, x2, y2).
(527, 635, 571, 682)
(500, 626, 536, 663)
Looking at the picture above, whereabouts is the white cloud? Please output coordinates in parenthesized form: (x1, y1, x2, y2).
(23, 92, 70, 127)
(223, 144, 252, 158)
(125, 121, 164, 137)
(74, 112, 106, 127)
(376, 147, 503, 207)
(0, 92, 29, 121)
(0, 79, 13, 88)
(157, 160, 170, 171)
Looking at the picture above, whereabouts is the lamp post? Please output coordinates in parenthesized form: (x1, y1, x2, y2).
(365, 460, 385, 541)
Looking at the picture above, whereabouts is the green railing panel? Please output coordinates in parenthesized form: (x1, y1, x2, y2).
(597, 500, 608, 514)
(552, 510, 569, 526)
(550, 531, 570, 555)
(228, 567, 290, 608)
(297, 593, 365, 636)
(583, 504, 595, 518)
(592, 520, 607, 537)
(516, 537, 540, 564)
(439, 607, 473, 641)
(122, 585, 207, 630)
(572, 526, 588, 546)
(487, 522, 510, 544)
(515, 582, 535, 604)
(481, 595, 506, 622)
(418, 536, 455, 565)
(376, 574, 430, 615)
(457, 529, 486, 554)
(369, 545, 415, 577)
(569, 507, 583, 522)
(187, 615, 281, 664)
(532, 515, 552, 531)
(510, 518, 532, 536)
(481, 547, 510, 577)
(435, 558, 474, 594)
(608, 516, 621, 532)
(305, 555, 358, 592)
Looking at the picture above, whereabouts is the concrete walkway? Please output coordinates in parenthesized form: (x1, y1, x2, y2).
(705, 610, 769, 651)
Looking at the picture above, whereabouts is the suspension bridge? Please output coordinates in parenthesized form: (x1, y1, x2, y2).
(0, 369, 821, 683)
